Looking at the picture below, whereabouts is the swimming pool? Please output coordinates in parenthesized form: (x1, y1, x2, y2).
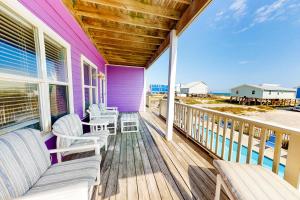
(192, 128, 285, 177)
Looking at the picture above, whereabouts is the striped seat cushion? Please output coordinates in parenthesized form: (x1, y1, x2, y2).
(52, 114, 83, 149)
(27, 155, 101, 195)
(214, 160, 300, 200)
(0, 129, 50, 199)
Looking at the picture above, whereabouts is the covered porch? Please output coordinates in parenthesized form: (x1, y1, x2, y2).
(70, 110, 226, 200)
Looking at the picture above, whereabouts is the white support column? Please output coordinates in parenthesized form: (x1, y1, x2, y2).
(166, 29, 178, 141)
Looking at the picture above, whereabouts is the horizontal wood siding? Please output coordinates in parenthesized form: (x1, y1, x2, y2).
(19, 0, 106, 118)
(107, 65, 144, 112)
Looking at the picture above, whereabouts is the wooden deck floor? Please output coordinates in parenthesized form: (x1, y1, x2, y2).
(71, 110, 228, 200)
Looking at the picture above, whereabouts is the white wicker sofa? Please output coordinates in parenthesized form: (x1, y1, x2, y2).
(0, 129, 101, 200)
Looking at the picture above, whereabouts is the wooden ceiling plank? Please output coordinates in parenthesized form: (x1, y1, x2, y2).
(81, 0, 181, 20)
(108, 61, 145, 67)
(92, 35, 161, 45)
(93, 37, 160, 48)
(102, 49, 153, 57)
(89, 30, 163, 45)
(96, 41, 158, 51)
(175, 0, 192, 5)
(104, 54, 150, 62)
(74, 4, 171, 31)
(99, 45, 155, 54)
(85, 23, 167, 39)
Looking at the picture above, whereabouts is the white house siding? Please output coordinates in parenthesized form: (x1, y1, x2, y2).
(189, 84, 208, 94)
(231, 85, 296, 99)
(231, 85, 264, 99)
(262, 90, 296, 99)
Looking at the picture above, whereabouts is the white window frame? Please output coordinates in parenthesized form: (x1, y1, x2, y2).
(0, 0, 74, 134)
(99, 72, 106, 105)
(81, 55, 99, 117)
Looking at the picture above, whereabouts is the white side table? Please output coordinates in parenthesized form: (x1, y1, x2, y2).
(121, 113, 139, 133)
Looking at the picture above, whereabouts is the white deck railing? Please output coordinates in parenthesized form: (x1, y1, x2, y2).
(159, 100, 300, 188)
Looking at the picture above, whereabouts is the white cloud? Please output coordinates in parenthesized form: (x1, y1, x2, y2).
(239, 60, 251, 65)
(254, 0, 288, 23)
(229, 0, 247, 18)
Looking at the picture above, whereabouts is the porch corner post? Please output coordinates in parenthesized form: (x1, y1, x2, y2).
(166, 29, 178, 141)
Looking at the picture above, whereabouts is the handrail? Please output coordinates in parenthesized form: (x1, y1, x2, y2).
(159, 99, 300, 188)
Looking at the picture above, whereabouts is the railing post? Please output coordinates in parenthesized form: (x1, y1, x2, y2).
(186, 107, 192, 137)
(284, 134, 300, 188)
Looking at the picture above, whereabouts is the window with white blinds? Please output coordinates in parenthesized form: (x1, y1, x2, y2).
(45, 35, 67, 82)
(45, 36, 69, 124)
(82, 60, 98, 116)
(0, 12, 38, 77)
(0, 80, 40, 130)
(0, 6, 72, 134)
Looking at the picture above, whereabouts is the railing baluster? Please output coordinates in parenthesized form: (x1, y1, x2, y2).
(258, 128, 267, 165)
(193, 109, 197, 139)
(205, 114, 210, 147)
(246, 125, 254, 164)
(215, 117, 221, 154)
(236, 121, 244, 162)
(272, 131, 283, 174)
(197, 110, 201, 142)
(210, 115, 215, 150)
(201, 112, 205, 144)
(221, 118, 228, 159)
(228, 120, 236, 161)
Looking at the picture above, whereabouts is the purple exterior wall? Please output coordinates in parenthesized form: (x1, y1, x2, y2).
(107, 65, 145, 112)
(20, 0, 106, 118)
(19, 0, 106, 150)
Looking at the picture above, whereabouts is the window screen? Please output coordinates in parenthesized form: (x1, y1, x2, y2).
(0, 12, 38, 77)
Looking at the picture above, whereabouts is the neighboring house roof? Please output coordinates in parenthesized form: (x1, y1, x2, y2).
(180, 81, 207, 89)
(231, 84, 296, 92)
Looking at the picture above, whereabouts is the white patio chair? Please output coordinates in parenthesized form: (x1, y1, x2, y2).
(52, 114, 110, 162)
(213, 160, 300, 200)
(99, 103, 119, 117)
(88, 104, 118, 135)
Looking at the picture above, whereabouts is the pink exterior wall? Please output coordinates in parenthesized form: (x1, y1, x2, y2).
(107, 65, 145, 112)
(19, 0, 106, 118)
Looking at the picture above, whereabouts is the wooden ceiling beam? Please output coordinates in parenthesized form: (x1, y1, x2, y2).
(98, 45, 155, 55)
(108, 59, 146, 65)
(102, 51, 152, 58)
(81, 0, 181, 20)
(89, 29, 163, 45)
(91, 36, 160, 46)
(95, 40, 158, 51)
(102, 49, 154, 58)
(105, 55, 149, 62)
(175, 0, 192, 5)
(74, 4, 172, 31)
(84, 21, 167, 39)
(108, 61, 145, 67)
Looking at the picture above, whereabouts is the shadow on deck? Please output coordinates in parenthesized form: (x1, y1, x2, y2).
(67, 110, 228, 200)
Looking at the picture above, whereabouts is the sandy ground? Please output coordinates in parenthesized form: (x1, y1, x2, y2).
(196, 104, 300, 130)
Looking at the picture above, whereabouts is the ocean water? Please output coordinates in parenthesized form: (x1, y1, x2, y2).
(191, 128, 285, 178)
(210, 92, 231, 97)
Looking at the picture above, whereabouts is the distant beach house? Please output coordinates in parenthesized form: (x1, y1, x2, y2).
(230, 84, 296, 106)
(149, 84, 168, 94)
(179, 81, 209, 96)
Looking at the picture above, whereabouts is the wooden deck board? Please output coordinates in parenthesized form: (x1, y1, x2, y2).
(68, 111, 227, 200)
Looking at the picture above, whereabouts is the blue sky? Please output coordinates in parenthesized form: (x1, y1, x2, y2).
(146, 0, 300, 92)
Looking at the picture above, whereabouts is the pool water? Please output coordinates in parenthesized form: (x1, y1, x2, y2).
(191, 128, 285, 177)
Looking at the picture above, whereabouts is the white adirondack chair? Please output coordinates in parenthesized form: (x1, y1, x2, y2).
(52, 114, 110, 162)
(88, 104, 118, 135)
